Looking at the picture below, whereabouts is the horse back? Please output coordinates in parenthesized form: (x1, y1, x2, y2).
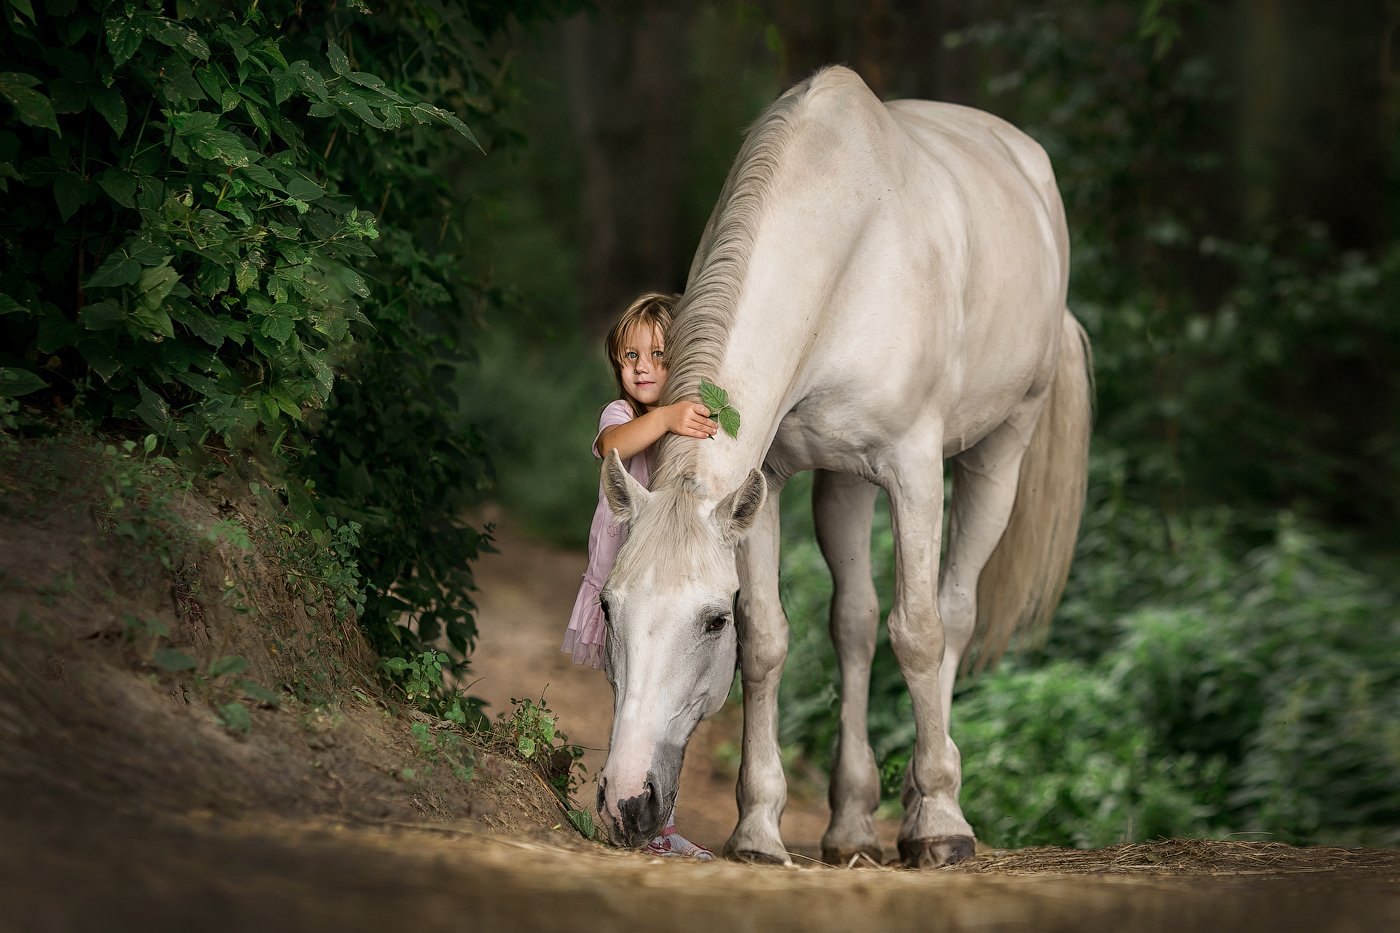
(688, 67, 1073, 477)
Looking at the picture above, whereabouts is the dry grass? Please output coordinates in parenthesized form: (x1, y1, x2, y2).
(949, 839, 1400, 878)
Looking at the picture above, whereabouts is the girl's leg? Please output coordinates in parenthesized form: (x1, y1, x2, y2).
(645, 804, 714, 860)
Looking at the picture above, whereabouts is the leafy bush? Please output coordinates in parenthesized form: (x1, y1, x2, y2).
(0, 0, 474, 445)
(946, 660, 1224, 849)
(0, 0, 566, 697)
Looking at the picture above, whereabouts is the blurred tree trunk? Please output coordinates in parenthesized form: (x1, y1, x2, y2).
(1387, 0, 1400, 234)
(763, 0, 975, 102)
(909, 0, 976, 105)
(563, 3, 689, 336)
(1237, 0, 1391, 246)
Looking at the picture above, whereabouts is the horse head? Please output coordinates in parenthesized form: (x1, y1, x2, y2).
(594, 449, 766, 846)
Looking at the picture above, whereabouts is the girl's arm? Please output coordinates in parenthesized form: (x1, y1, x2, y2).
(598, 402, 715, 460)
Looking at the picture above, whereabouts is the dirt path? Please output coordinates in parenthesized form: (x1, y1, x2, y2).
(465, 509, 896, 858)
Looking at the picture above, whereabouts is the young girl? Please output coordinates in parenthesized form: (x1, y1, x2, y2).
(562, 291, 717, 859)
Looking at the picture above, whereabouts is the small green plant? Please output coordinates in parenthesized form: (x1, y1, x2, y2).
(699, 379, 742, 438)
(122, 603, 276, 732)
(382, 649, 448, 705)
(216, 701, 253, 734)
(499, 695, 588, 813)
(204, 518, 252, 551)
(567, 808, 596, 840)
(410, 720, 477, 784)
(203, 654, 277, 734)
(505, 696, 555, 760)
(268, 514, 367, 622)
(0, 397, 19, 435)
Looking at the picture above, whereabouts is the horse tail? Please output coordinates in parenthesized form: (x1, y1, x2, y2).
(967, 310, 1094, 672)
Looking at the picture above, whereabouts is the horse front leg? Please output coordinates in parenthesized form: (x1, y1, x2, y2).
(724, 484, 792, 865)
(884, 444, 977, 867)
(812, 469, 883, 865)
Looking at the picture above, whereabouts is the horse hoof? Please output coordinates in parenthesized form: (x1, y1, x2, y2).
(898, 835, 976, 868)
(725, 848, 790, 866)
(821, 845, 885, 868)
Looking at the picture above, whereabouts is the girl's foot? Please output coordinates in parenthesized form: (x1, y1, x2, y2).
(645, 826, 714, 860)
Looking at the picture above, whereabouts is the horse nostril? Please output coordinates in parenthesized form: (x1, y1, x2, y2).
(643, 778, 656, 800)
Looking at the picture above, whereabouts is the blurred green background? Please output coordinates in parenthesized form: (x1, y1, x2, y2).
(460, 0, 1400, 849)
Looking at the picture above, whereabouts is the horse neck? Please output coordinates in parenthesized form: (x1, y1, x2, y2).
(652, 271, 818, 500)
(652, 71, 882, 501)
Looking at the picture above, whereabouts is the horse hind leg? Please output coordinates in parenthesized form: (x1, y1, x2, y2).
(876, 430, 979, 868)
(896, 398, 1048, 868)
(812, 470, 883, 866)
(940, 398, 1046, 701)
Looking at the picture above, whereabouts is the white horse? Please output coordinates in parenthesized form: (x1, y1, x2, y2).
(594, 66, 1092, 867)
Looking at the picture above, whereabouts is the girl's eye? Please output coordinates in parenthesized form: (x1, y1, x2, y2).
(704, 613, 729, 634)
(652, 349, 665, 360)
(624, 351, 638, 361)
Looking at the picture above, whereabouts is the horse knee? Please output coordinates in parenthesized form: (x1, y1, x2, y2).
(887, 609, 945, 672)
(746, 628, 789, 681)
(738, 596, 789, 681)
(939, 585, 976, 652)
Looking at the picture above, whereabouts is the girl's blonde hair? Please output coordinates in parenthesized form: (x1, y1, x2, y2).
(606, 291, 679, 416)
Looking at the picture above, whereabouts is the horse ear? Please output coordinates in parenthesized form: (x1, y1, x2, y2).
(715, 468, 767, 542)
(602, 448, 650, 522)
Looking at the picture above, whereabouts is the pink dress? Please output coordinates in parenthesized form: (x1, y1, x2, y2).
(562, 399, 652, 669)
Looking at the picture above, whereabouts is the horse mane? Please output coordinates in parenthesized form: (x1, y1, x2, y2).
(612, 484, 734, 585)
(650, 69, 827, 490)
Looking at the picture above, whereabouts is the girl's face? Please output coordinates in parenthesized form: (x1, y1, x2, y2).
(618, 323, 668, 409)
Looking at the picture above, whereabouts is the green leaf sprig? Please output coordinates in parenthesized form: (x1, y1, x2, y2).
(699, 379, 742, 438)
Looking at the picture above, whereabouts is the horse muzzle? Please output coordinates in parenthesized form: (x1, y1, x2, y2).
(596, 743, 684, 846)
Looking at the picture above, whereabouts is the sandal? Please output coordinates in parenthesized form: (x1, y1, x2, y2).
(644, 826, 714, 860)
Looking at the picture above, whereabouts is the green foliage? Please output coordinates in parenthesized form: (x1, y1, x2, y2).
(946, 661, 1224, 849)
(0, 1, 472, 446)
(216, 700, 253, 734)
(382, 649, 451, 706)
(504, 695, 557, 761)
(96, 434, 192, 571)
(267, 511, 366, 623)
(0, 0, 573, 702)
(410, 719, 477, 784)
(567, 807, 596, 840)
(699, 378, 740, 438)
(381, 649, 486, 730)
(499, 695, 587, 805)
(0, 396, 19, 433)
(151, 646, 196, 672)
(301, 344, 494, 670)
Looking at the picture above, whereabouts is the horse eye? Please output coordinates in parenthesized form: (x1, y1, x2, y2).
(600, 598, 611, 622)
(704, 613, 729, 634)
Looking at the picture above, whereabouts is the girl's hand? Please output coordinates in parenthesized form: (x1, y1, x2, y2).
(662, 401, 717, 439)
